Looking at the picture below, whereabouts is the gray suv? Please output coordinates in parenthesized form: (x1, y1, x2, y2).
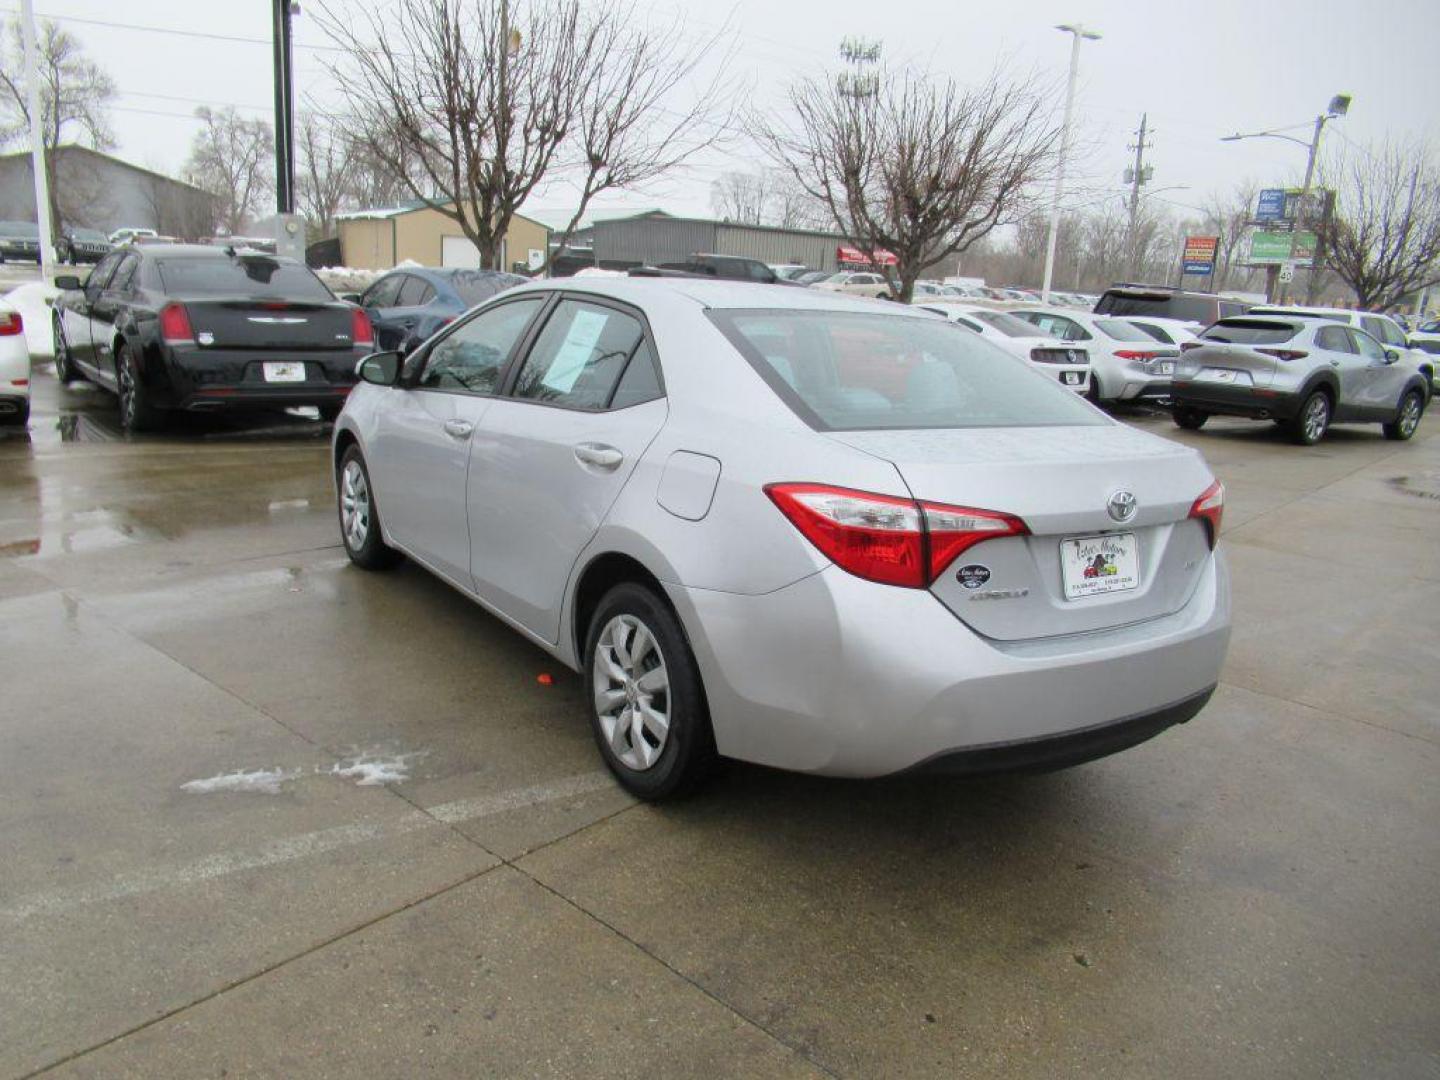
(1170, 315, 1431, 445)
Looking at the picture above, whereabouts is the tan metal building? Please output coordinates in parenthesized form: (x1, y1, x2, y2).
(337, 202, 551, 273)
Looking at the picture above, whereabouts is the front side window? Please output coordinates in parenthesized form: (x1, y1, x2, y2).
(710, 309, 1104, 432)
(511, 299, 647, 410)
(419, 297, 543, 394)
(362, 275, 403, 309)
(86, 250, 125, 294)
(397, 276, 435, 306)
(108, 253, 141, 293)
(1017, 312, 1090, 341)
(1351, 329, 1387, 361)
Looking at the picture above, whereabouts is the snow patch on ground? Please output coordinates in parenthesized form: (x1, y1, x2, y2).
(180, 768, 303, 795)
(3, 282, 59, 359)
(329, 749, 427, 787)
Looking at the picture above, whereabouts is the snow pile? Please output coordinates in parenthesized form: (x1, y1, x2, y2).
(180, 768, 303, 795)
(329, 749, 426, 787)
(2, 282, 59, 359)
(315, 266, 382, 293)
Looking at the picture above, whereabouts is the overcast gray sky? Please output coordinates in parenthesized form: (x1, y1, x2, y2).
(19, 0, 1440, 225)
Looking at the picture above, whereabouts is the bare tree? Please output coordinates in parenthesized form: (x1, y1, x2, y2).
(315, 0, 729, 271)
(0, 18, 115, 231)
(710, 171, 770, 224)
(183, 107, 273, 234)
(755, 66, 1058, 302)
(1202, 179, 1258, 291)
(1321, 138, 1440, 309)
(140, 173, 217, 239)
(296, 113, 354, 239)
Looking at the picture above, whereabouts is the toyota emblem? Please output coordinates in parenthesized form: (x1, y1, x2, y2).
(1107, 490, 1137, 522)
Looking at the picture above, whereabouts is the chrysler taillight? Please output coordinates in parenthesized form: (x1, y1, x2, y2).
(158, 303, 194, 344)
(351, 307, 374, 347)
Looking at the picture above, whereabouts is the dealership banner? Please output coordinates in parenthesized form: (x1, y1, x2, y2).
(1182, 235, 1219, 276)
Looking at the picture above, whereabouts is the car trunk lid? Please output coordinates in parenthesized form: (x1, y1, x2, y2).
(827, 423, 1216, 641)
(178, 298, 356, 351)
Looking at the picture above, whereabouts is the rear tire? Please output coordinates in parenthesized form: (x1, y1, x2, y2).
(1383, 390, 1424, 441)
(584, 582, 716, 801)
(116, 342, 164, 433)
(1172, 406, 1209, 430)
(1286, 389, 1331, 445)
(337, 446, 401, 570)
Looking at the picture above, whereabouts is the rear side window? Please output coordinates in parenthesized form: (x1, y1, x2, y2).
(609, 340, 663, 409)
(973, 310, 1042, 338)
(1095, 292, 1216, 324)
(397, 276, 434, 306)
(1129, 322, 1175, 345)
(1016, 312, 1089, 340)
(1094, 319, 1154, 342)
(511, 299, 647, 410)
(1316, 326, 1357, 353)
(1200, 319, 1301, 345)
(156, 257, 333, 300)
(362, 275, 403, 308)
(709, 309, 1104, 432)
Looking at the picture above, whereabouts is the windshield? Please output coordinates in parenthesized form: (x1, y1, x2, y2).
(1096, 292, 1216, 323)
(974, 310, 1044, 338)
(156, 257, 334, 300)
(708, 309, 1105, 432)
(0, 221, 39, 238)
(1094, 318, 1156, 342)
(1199, 319, 1301, 344)
(446, 270, 527, 305)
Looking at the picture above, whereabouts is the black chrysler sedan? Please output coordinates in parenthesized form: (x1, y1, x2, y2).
(52, 244, 373, 432)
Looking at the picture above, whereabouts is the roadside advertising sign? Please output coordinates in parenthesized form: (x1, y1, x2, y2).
(1182, 235, 1219, 276)
(1255, 189, 1289, 222)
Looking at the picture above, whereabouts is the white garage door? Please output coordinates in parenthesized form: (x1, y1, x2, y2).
(441, 235, 482, 269)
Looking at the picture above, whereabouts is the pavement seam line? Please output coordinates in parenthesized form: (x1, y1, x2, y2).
(1216, 677, 1439, 749)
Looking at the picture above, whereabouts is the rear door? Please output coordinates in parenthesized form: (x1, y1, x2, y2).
(368, 295, 547, 585)
(466, 297, 667, 643)
(88, 251, 141, 384)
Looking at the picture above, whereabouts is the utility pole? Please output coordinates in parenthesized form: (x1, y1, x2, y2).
(1125, 113, 1152, 280)
(271, 0, 296, 215)
(20, 0, 54, 279)
(1041, 23, 1100, 304)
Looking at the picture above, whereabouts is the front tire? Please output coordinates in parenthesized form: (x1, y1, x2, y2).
(1287, 389, 1331, 445)
(584, 582, 716, 801)
(52, 314, 78, 383)
(1383, 390, 1424, 441)
(116, 342, 164, 433)
(337, 446, 401, 570)
(1173, 406, 1209, 430)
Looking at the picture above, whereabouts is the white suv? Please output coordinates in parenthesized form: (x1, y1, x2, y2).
(813, 271, 891, 299)
(1250, 305, 1435, 386)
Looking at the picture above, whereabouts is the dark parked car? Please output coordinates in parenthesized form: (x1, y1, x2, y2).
(351, 267, 527, 353)
(0, 220, 41, 263)
(656, 253, 788, 284)
(57, 227, 113, 265)
(1094, 284, 1250, 326)
(51, 244, 374, 432)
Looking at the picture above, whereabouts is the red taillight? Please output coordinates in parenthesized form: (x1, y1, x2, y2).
(764, 483, 1028, 588)
(0, 310, 22, 336)
(351, 307, 374, 347)
(1256, 348, 1308, 361)
(159, 303, 194, 344)
(1189, 480, 1224, 549)
(1114, 350, 1159, 361)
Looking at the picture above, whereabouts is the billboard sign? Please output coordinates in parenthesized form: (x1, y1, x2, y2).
(1182, 235, 1219, 276)
(1256, 189, 1289, 222)
(1249, 231, 1317, 266)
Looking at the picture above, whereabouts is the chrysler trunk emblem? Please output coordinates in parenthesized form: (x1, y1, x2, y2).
(1107, 490, 1137, 522)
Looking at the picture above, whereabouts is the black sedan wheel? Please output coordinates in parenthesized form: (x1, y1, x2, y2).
(116, 343, 164, 433)
(52, 315, 77, 383)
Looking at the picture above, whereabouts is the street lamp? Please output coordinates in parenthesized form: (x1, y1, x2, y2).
(1221, 94, 1351, 301)
(1041, 23, 1101, 304)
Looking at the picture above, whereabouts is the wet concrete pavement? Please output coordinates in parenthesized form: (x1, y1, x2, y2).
(1, 367, 1437, 1078)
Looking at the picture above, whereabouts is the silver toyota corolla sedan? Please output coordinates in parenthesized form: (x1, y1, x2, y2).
(333, 279, 1231, 799)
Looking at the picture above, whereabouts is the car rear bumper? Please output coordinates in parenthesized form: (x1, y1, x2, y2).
(1172, 380, 1301, 420)
(667, 551, 1231, 777)
(158, 347, 363, 410)
(1114, 372, 1173, 401)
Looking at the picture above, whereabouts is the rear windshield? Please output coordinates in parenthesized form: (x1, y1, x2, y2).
(1095, 292, 1216, 324)
(1094, 318, 1156, 342)
(155, 257, 333, 300)
(973, 310, 1043, 338)
(708, 309, 1104, 432)
(1198, 319, 1300, 344)
(447, 271, 527, 305)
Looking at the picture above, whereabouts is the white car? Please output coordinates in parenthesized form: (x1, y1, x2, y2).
(1010, 307, 1178, 404)
(920, 305, 1090, 395)
(108, 227, 158, 246)
(1250, 305, 1436, 386)
(813, 271, 891, 299)
(0, 300, 30, 425)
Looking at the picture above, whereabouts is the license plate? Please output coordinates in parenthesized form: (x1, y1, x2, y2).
(1060, 533, 1139, 600)
(1062, 371, 1082, 385)
(1156, 361, 1174, 375)
(263, 361, 306, 383)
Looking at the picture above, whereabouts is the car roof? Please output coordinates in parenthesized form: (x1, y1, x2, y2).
(1250, 305, 1360, 319)
(135, 243, 299, 263)
(503, 276, 930, 315)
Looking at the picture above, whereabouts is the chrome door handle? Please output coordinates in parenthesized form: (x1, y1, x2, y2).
(574, 443, 623, 470)
(443, 418, 474, 439)
(1329, 359, 1341, 367)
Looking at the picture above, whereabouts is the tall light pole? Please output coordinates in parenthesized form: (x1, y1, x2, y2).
(20, 0, 54, 279)
(1041, 23, 1100, 304)
(1221, 93, 1350, 302)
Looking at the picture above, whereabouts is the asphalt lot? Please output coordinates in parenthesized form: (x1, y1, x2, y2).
(2, 366, 1438, 1079)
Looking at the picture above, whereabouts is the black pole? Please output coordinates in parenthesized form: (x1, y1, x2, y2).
(272, 0, 295, 215)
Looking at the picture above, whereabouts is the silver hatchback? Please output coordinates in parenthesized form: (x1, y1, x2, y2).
(333, 280, 1231, 799)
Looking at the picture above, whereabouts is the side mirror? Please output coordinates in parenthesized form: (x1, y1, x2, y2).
(54, 275, 81, 291)
(1384, 348, 1400, 363)
(356, 350, 403, 386)
(339, 292, 363, 305)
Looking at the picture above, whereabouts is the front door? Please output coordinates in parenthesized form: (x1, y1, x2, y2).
(1350, 328, 1409, 416)
(467, 297, 668, 643)
(366, 295, 546, 586)
(65, 249, 124, 378)
(88, 252, 140, 385)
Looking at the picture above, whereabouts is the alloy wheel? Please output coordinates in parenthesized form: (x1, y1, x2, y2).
(592, 614, 670, 771)
(118, 355, 135, 428)
(340, 460, 371, 550)
(1303, 394, 1329, 442)
(1399, 395, 1422, 438)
